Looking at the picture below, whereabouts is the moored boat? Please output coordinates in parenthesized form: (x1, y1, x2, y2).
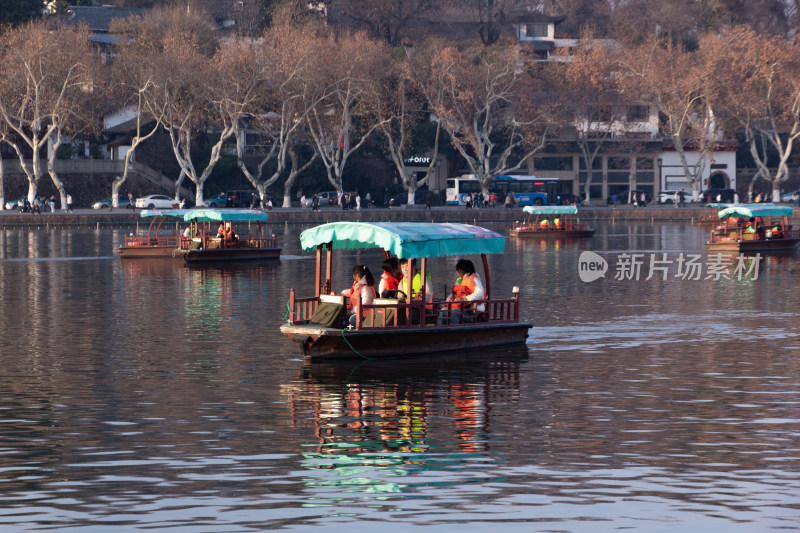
(707, 204, 800, 253)
(281, 222, 531, 360)
(180, 209, 280, 263)
(509, 205, 595, 238)
(119, 209, 189, 259)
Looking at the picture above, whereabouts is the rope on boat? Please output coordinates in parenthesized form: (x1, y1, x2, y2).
(285, 300, 301, 324)
(341, 328, 373, 360)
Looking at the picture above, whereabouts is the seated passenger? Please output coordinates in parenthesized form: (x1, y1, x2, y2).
(554, 217, 562, 229)
(399, 258, 433, 304)
(378, 257, 402, 297)
(341, 264, 376, 327)
(438, 259, 486, 325)
(539, 219, 549, 230)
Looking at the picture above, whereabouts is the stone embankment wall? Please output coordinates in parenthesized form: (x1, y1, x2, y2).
(1, 205, 798, 228)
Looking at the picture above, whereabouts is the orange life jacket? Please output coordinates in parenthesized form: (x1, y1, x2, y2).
(347, 280, 376, 314)
(451, 274, 476, 310)
(381, 271, 400, 291)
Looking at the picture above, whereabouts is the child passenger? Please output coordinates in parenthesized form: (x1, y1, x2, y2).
(341, 264, 376, 327)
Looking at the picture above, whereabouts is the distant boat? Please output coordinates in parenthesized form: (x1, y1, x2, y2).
(707, 204, 800, 253)
(509, 205, 595, 238)
(119, 208, 280, 262)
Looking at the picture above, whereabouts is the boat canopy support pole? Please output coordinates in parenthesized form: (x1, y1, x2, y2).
(315, 244, 323, 297)
(481, 253, 491, 299)
(420, 257, 428, 326)
(324, 242, 333, 295)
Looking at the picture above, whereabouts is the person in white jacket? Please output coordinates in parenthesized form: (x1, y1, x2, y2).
(340, 265, 376, 327)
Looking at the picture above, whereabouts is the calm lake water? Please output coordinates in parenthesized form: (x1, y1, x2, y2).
(0, 221, 799, 532)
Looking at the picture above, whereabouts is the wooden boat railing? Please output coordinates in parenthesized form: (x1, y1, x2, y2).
(178, 235, 278, 250)
(512, 221, 591, 232)
(287, 290, 520, 330)
(124, 235, 181, 247)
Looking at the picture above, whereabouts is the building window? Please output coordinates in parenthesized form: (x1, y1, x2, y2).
(627, 105, 648, 121)
(533, 156, 573, 170)
(526, 23, 548, 38)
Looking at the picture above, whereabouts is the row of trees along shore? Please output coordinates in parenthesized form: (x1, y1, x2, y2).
(1, 5, 800, 208)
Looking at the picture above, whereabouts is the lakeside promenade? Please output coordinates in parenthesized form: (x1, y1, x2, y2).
(1, 203, 798, 227)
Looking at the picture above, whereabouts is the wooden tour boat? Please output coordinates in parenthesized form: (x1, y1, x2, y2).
(707, 204, 800, 253)
(181, 209, 280, 263)
(119, 209, 189, 258)
(509, 205, 595, 238)
(281, 222, 532, 361)
(120, 208, 280, 262)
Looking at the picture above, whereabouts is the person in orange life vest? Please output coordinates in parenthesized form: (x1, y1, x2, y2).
(341, 264, 376, 327)
(539, 218, 549, 230)
(554, 217, 562, 229)
(217, 222, 226, 238)
(438, 258, 485, 325)
(378, 256, 402, 297)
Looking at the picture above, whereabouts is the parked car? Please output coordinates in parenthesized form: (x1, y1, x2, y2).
(225, 190, 263, 208)
(389, 190, 433, 206)
(657, 190, 679, 204)
(700, 188, 735, 203)
(780, 189, 800, 203)
(314, 191, 339, 205)
(92, 197, 132, 209)
(135, 194, 176, 209)
(5, 199, 20, 210)
(204, 193, 227, 208)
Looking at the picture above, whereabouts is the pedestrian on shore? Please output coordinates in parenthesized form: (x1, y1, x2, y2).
(300, 194, 306, 209)
(67, 194, 73, 212)
(128, 192, 134, 210)
(356, 193, 361, 211)
(312, 194, 319, 212)
(678, 189, 686, 207)
(640, 192, 647, 208)
(425, 191, 431, 210)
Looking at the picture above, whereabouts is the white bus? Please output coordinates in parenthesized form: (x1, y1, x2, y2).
(446, 175, 560, 206)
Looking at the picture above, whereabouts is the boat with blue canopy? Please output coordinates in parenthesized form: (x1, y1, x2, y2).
(707, 204, 800, 252)
(282, 222, 531, 360)
(180, 208, 279, 263)
(509, 205, 594, 238)
(119, 209, 190, 258)
(119, 208, 279, 261)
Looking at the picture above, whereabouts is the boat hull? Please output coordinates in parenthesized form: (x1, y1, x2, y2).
(119, 245, 184, 259)
(281, 322, 532, 361)
(183, 247, 281, 263)
(509, 228, 595, 238)
(707, 238, 800, 253)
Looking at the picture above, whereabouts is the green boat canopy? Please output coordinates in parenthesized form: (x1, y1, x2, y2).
(706, 202, 774, 208)
(523, 205, 578, 216)
(140, 209, 190, 219)
(183, 208, 269, 222)
(718, 205, 793, 218)
(300, 222, 505, 258)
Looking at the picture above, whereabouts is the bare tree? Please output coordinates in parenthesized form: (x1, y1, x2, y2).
(621, 35, 719, 199)
(234, 10, 325, 207)
(332, 0, 438, 45)
(0, 21, 98, 209)
(414, 42, 549, 197)
(373, 49, 442, 205)
(557, 39, 631, 202)
(711, 27, 800, 201)
(304, 31, 391, 200)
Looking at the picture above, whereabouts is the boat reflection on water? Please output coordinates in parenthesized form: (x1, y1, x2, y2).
(282, 346, 528, 458)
